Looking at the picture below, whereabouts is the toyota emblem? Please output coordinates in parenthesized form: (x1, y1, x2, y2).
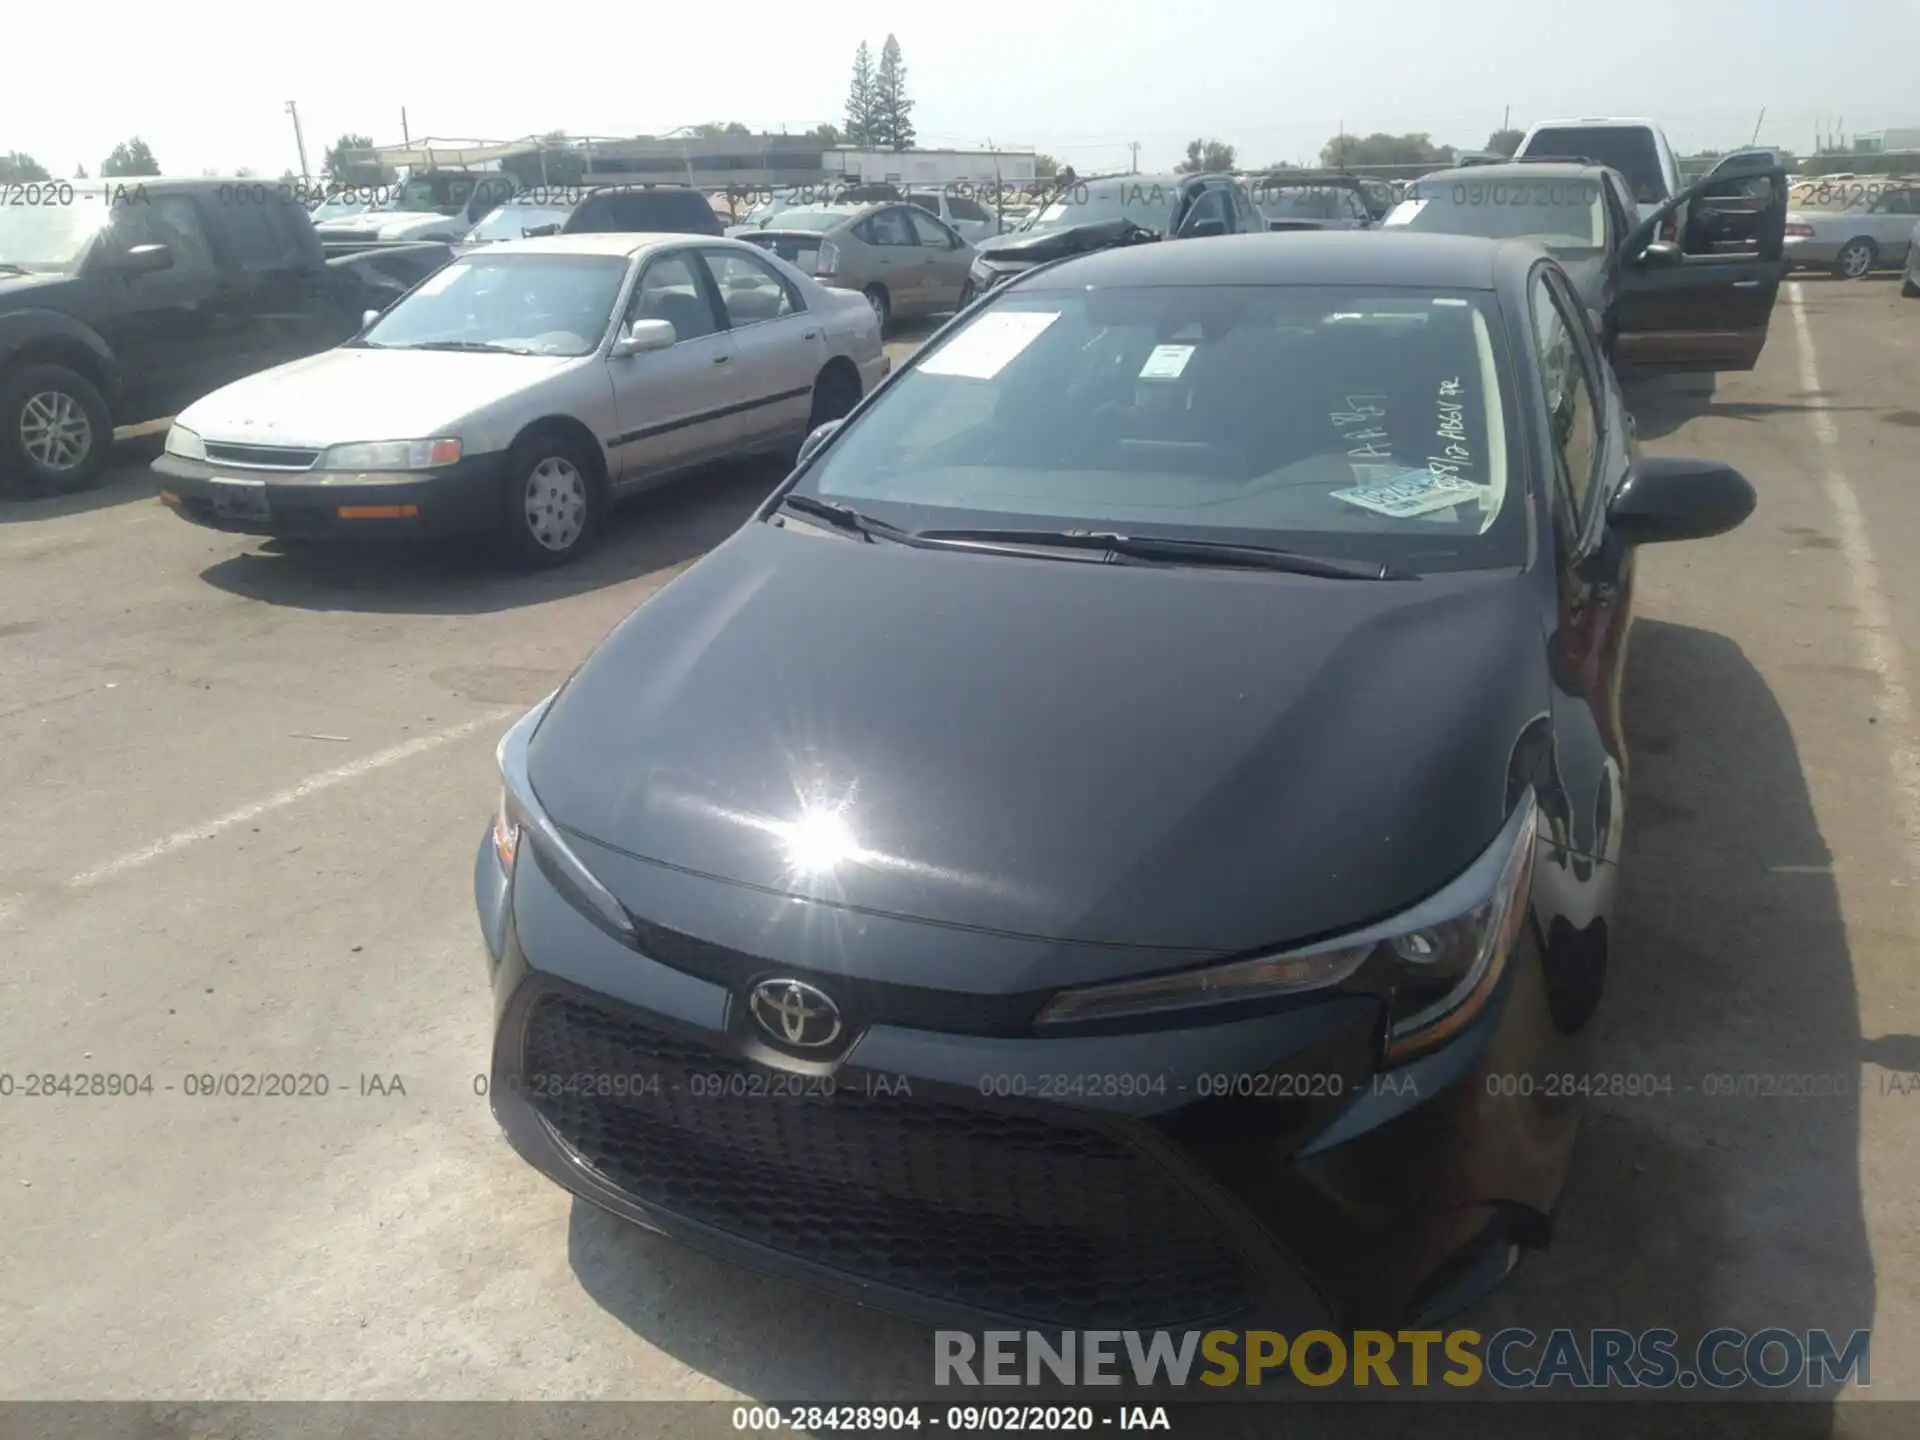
(747, 978, 844, 1050)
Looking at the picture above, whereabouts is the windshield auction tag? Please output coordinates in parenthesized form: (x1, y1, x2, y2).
(917, 311, 1060, 379)
(1138, 344, 1195, 380)
(1382, 200, 1426, 227)
(1330, 469, 1481, 518)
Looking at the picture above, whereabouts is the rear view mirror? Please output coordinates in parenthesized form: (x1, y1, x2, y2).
(361, 308, 382, 329)
(121, 242, 174, 276)
(797, 419, 843, 467)
(612, 318, 676, 357)
(1608, 456, 1755, 544)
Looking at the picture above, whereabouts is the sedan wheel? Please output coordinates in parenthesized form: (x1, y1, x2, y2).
(500, 434, 602, 568)
(523, 458, 587, 552)
(864, 285, 891, 329)
(1835, 239, 1877, 279)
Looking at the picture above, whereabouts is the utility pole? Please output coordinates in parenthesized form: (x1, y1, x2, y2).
(286, 100, 310, 182)
(1129, 141, 1140, 174)
(1750, 106, 1766, 147)
(401, 107, 411, 145)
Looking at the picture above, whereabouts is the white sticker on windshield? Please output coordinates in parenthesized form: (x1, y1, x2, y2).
(918, 311, 1060, 379)
(414, 266, 463, 297)
(1331, 469, 1481, 519)
(1138, 344, 1195, 380)
(1382, 200, 1426, 228)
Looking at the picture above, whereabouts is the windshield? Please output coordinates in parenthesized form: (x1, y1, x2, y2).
(742, 232, 824, 274)
(763, 209, 855, 233)
(793, 283, 1520, 575)
(1260, 187, 1349, 221)
(1024, 181, 1182, 236)
(466, 202, 577, 243)
(359, 253, 630, 357)
(1521, 127, 1665, 204)
(389, 173, 511, 216)
(0, 189, 110, 270)
(1385, 177, 1606, 251)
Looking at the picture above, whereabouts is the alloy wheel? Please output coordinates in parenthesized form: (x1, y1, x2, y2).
(19, 389, 93, 472)
(522, 456, 588, 553)
(1838, 242, 1874, 279)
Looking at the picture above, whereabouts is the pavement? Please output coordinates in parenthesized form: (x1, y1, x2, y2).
(1, 288, 1918, 1412)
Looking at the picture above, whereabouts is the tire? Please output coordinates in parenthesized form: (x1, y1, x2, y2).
(807, 363, 862, 431)
(863, 284, 891, 330)
(1834, 238, 1877, 280)
(1902, 273, 1920, 299)
(958, 279, 977, 310)
(0, 363, 113, 495)
(499, 429, 602, 568)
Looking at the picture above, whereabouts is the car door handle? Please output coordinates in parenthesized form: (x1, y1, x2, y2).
(712, 353, 731, 365)
(1732, 280, 1760, 288)
(803, 330, 819, 340)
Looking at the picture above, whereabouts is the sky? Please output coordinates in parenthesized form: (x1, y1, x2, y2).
(5, 0, 1918, 179)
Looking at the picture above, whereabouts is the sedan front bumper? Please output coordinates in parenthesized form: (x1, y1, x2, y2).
(476, 826, 1580, 1332)
(152, 450, 509, 540)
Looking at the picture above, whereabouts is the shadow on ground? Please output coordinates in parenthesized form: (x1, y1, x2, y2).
(0, 438, 163, 522)
(193, 456, 791, 615)
(551, 619, 1874, 1429)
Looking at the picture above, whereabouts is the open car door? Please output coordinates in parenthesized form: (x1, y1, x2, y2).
(1611, 151, 1788, 372)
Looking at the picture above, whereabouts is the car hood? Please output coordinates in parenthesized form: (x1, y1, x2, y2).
(0, 271, 82, 309)
(177, 346, 577, 447)
(316, 211, 461, 240)
(976, 220, 1163, 265)
(528, 523, 1549, 954)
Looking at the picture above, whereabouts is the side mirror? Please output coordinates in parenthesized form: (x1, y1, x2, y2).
(611, 318, 676, 357)
(797, 419, 843, 467)
(1608, 456, 1755, 545)
(1635, 241, 1684, 269)
(361, 308, 382, 329)
(121, 242, 174, 276)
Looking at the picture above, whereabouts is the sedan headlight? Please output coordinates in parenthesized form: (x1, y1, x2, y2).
(165, 424, 206, 461)
(1037, 793, 1539, 1065)
(316, 438, 463, 471)
(493, 693, 635, 945)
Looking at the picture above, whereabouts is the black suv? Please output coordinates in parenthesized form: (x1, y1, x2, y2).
(966, 172, 1266, 294)
(463, 183, 723, 245)
(0, 177, 450, 493)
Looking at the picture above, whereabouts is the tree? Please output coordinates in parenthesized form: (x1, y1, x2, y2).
(1319, 132, 1453, 169)
(872, 35, 915, 151)
(0, 151, 52, 183)
(691, 121, 752, 138)
(1032, 153, 1060, 179)
(322, 134, 386, 187)
(1485, 128, 1524, 158)
(1177, 138, 1237, 174)
(1260, 160, 1299, 172)
(102, 138, 160, 177)
(74, 163, 88, 179)
(806, 123, 842, 147)
(844, 42, 879, 147)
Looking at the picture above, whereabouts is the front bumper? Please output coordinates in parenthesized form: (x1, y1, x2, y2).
(476, 827, 1582, 1331)
(152, 450, 509, 540)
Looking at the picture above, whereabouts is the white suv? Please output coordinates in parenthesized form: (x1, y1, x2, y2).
(1515, 118, 1682, 229)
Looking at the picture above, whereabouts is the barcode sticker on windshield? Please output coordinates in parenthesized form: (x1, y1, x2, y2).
(918, 311, 1060, 379)
(1331, 469, 1481, 518)
(1138, 344, 1195, 380)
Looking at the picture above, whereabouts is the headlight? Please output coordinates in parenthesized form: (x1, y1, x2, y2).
(315, 438, 463, 471)
(165, 424, 206, 461)
(1036, 793, 1539, 1065)
(493, 693, 635, 945)
(969, 258, 1003, 287)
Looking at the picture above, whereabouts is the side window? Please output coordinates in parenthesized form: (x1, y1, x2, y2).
(949, 195, 991, 224)
(218, 201, 290, 269)
(626, 253, 721, 342)
(1528, 272, 1602, 526)
(1878, 189, 1915, 216)
(905, 208, 960, 249)
(861, 208, 916, 247)
(1183, 187, 1230, 233)
(701, 249, 802, 326)
(112, 196, 217, 276)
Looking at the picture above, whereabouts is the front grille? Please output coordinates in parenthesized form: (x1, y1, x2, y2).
(203, 442, 320, 470)
(522, 990, 1257, 1327)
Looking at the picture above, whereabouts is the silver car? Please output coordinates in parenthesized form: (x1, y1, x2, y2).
(151, 235, 889, 567)
(733, 203, 977, 328)
(903, 188, 1004, 244)
(1784, 184, 1920, 278)
(1904, 220, 1920, 298)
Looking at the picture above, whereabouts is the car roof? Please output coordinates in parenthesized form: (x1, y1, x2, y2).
(1418, 161, 1614, 184)
(1528, 117, 1664, 130)
(464, 233, 729, 259)
(1018, 231, 1522, 291)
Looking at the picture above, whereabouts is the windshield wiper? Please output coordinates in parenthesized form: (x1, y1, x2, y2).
(913, 528, 1417, 579)
(776, 493, 924, 545)
(391, 340, 530, 354)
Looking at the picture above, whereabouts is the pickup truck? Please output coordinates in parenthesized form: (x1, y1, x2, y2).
(313, 171, 520, 252)
(0, 177, 454, 493)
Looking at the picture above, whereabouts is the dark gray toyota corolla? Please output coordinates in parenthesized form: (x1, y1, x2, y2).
(475, 232, 1755, 1331)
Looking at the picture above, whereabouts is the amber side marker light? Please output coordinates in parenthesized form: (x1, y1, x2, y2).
(157, 490, 181, 504)
(336, 505, 420, 519)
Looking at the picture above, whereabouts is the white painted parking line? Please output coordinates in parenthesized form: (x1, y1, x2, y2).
(59, 707, 517, 893)
(1787, 282, 1920, 880)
